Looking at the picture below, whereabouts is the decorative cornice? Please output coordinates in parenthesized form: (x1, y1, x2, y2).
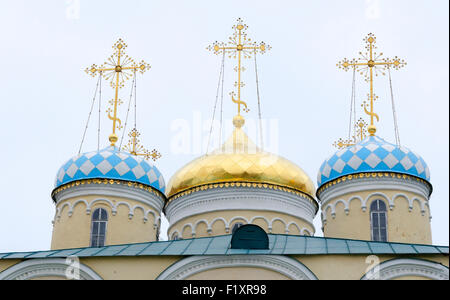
(52, 178, 166, 203)
(167, 181, 318, 210)
(0, 258, 103, 280)
(54, 183, 166, 215)
(165, 186, 318, 230)
(320, 190, 431, 224)
(361, 258, 449, 280)
(156, 255, 318, 280)
(54, 197, 161, 227)
(317, 172, 432, 200)
(168, 215, 313, 238)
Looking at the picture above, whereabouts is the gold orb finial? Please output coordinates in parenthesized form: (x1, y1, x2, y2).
(368, 125, 377, 136)
(109, 133, 118, 146)
(233, 115, 245, 128)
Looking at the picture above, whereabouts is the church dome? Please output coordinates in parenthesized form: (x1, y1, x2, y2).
(54, 146, 166, 193)
(166, 123, 315, 199)
(317, 135, 430, 187)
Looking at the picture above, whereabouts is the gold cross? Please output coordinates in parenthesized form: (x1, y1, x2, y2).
(122, 128, 161, 161)
(337, 33, 406, 136)
(333, 118, 368, 149)
(207, 18, 270, 121)
(86, 39, 150, 146)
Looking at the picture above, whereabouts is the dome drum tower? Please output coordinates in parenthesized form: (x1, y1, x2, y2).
(164, 122, 318, 239)
(51, 147, 166, 250)
(317, 136, 432, 244)
(165, 182, 318, 239)
(49, 39, 167, 250)
(318, 33, 435, 245)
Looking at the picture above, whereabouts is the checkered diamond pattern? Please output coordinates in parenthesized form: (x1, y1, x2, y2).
(317, 136, 430, 187)
(54, 146, 165, 193)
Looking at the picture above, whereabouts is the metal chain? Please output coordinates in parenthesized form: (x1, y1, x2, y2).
(97, 74, 102, 150)
(254, 52, 264, 149)
(219, 51, 225, 146)
(78, 73, 101, 154)
(388, 66, 401, 146)
(206, 51, 226, 154)
(119, 70, 136, 149)
(134, 69, 137, 130)
(348, 66, 356, 141)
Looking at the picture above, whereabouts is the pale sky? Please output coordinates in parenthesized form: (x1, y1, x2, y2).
(0, 0, 448, 252)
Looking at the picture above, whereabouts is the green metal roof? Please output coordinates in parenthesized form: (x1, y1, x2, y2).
(0, 234, 448, 259)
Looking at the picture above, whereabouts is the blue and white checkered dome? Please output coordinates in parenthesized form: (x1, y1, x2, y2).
(317, 135, 430, 188)
(54, 146, 165, 193)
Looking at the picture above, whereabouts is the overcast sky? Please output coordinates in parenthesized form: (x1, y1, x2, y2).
(0, 0, 448, 252)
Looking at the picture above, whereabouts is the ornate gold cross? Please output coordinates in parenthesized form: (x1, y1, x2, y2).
(86, 39, 150, 146)
(122, 128, 161, 161)
(333, 118, 368, 149)
(337, 33, 406, 136)
(207, 18, 270, 119)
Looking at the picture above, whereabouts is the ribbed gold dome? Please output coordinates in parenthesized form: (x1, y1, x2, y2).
(166, 123, 315, 199)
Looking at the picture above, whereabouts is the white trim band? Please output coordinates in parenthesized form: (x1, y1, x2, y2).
(165, 187, 317, 229)
(318, 177, 430, 207)
(54, 184, 165, 213)
(361, 258, 449, 280)
(0, 258, 103, 280)
(156, 255, 318, 280)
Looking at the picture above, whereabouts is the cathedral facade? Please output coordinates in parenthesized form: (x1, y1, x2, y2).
(0, 23, 448, 280)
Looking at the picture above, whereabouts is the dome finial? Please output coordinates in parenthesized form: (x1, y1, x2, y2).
(109, 133, 118, 146)
(85, 39, 151, 146)
(233, 115, 245, 128)
(337, 33, 406, 139)
(333, 118, 369, 149)
(207, 18, 271, 125)
(122, 128, 162, 161)
(367, 125, 376, 136)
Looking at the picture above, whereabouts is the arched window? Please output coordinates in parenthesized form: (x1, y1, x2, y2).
(231, 222, 244, 234)
(90, 208, 108, 247)
(370, 200, 387, 242)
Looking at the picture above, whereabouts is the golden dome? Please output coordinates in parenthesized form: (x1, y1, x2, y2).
(166, 122, 315, 199)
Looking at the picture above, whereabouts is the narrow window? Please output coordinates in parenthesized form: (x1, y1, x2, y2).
(90, 208, 108, 247)
(172, 232, 181, 241)
(232, 222, 244, 234)
(370, 200, 387, 242)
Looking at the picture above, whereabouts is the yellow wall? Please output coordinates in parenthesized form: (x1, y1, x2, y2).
(51, 194, 160, 250)
(291, 254, 448, 280)
(168, 210, 314, 239)
(1, 254, 447, 280)
(322, 189, 432, 244)
(0, 260, 20, 273)
(81, 256, 180, 280)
